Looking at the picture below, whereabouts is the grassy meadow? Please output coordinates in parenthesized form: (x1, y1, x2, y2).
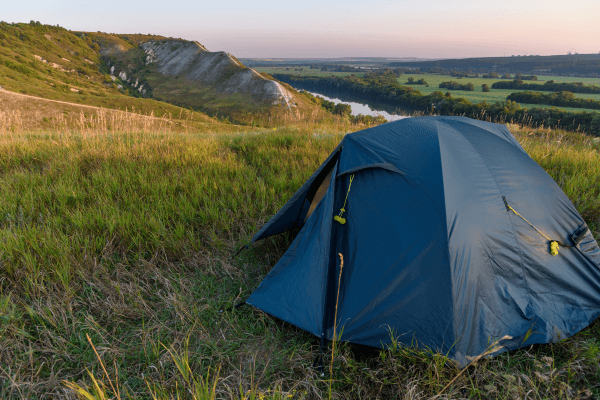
(0, 115, 600, 399)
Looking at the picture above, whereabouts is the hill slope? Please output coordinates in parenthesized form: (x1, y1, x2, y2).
(84, 32, 312, 123)
(0, 22, 315, 126)
(0, 22, 225, 127)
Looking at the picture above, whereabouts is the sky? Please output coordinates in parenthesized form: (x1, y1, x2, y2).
(3, 0, 600, 59)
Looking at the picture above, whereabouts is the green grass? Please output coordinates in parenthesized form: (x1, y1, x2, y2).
(514, 103, 600, 113)
(0, 121, 599, 399)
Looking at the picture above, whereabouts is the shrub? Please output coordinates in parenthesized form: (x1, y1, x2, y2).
(591, 114, 600, 135)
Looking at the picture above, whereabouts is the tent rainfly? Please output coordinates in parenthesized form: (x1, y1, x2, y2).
(244, 116, 600, 366)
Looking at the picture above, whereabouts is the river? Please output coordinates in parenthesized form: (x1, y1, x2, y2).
(307, 92, 409, 121)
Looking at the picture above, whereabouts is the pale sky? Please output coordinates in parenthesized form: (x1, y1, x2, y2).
(3, 0, 600, 59)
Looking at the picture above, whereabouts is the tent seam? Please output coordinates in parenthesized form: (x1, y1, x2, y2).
(428, 122, 458, 354)
(321, 162, 339, 338)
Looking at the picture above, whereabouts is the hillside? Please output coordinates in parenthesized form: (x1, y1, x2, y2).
(0, 21, 230, 129)
(81, 32, 314, 124)
(0, 22, 316, 126)
(0, 88, 246, 133)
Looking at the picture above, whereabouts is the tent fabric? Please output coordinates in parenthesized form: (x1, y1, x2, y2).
(246, 116, 600, 367)
(248, 161, 339, 336)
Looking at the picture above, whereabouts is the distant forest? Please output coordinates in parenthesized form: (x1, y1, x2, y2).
(388, 53, 600, 77)
(507, 91, 600, 110)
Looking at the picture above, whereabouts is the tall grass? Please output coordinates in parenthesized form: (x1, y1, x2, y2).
(0, 120, 598, 398)
(0, 104, 228, 136)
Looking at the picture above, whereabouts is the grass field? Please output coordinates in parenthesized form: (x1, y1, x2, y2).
(0, 115, 599, 398)
(256, 67, 600, 113)
(0, 89, 242, 136)
(397, 74, 600, 108)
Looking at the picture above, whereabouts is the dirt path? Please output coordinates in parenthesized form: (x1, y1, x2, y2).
(0, 88, 250, 130)
(0, 88, 180, 122)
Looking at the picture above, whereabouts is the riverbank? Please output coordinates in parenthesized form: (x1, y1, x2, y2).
(307, 91, 408, 121)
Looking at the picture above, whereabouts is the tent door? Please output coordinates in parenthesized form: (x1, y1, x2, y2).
(300, 152, 341, 223)
(304, 168, 334, 222)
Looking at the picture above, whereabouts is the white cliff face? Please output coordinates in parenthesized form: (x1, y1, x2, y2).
(119, 71, 127, 81)
(139, 39, 295, 107)
(273, 81, 294, 109)
(110, 66, 115, 74)
(145, 48, 158, 64)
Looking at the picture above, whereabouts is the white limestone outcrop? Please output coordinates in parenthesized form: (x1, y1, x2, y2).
(139, 40, 294, 107)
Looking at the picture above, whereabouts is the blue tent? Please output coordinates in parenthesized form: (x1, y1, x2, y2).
(246, 116, 600, 366)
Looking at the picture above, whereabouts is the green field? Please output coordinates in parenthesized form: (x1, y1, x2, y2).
(398, 74, 600, 105)
(1, 119, 600, 398)
(256, 67, 600, 113)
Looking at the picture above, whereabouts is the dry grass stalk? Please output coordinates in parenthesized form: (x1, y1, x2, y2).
(328, 253, 345, 399)
(431, 335, 513, 399)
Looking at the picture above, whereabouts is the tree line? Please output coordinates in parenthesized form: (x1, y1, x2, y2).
(492, 79, 600, 94)
(406, 77, 428, 85)
(387, 54, 600, 78)
(507, 91, 600, 110)
(273, 72, 600, 136)
(439, 81, 475, 91)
